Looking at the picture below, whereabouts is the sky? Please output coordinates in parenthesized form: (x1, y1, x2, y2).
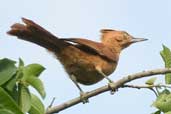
(0, 0, 171, 114)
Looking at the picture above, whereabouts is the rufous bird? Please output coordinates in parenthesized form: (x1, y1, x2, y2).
(7, 18, 147, 103)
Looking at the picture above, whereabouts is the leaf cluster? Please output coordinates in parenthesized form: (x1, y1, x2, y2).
(0, 58, 46, 114)
(151, 45, 171, 114)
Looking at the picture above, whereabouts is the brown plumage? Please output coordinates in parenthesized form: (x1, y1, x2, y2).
(7, 18, 147, 86)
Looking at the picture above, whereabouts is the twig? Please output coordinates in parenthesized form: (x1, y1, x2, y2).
(150, 88, 158, 97)
(122, 84, 171, 89)
(46, 97, 56, 111)
(122, 84, 171, 97)
(46, 68, 171, 114)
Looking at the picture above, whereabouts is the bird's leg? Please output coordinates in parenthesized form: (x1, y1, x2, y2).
(96, 67, 116, 94)
(70, 75, 89, 103)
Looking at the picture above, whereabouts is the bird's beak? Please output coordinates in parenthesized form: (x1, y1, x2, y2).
(131, 37, 148, 43)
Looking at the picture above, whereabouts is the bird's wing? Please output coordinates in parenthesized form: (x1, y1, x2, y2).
(61, 38, 118, 62)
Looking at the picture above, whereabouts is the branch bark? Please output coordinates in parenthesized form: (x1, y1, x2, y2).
(46, 68, 171, 114)
(123, 84, 171, 89)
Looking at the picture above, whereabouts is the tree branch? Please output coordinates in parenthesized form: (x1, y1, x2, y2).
(122, 84, 171, 89)
(46, 68, 171, 114)
(122, 84, 171, 97)
(46, 97, 56, 111)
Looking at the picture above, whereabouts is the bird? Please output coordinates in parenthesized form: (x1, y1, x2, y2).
(7, 18, 147, 103)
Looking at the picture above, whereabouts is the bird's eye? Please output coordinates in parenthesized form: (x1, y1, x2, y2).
(123, 32, 129, 37)
(116, 37, 122, 42)
(123, 32, 131, 40)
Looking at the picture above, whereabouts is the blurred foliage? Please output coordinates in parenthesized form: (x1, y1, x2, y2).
(152, 45, 171, 114)
(160, 45, 171, 84)
(0, 58, 45, 114)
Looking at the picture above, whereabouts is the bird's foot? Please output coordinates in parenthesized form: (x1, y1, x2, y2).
(108, 82, 117, 95)
(80, 91, 89, 104)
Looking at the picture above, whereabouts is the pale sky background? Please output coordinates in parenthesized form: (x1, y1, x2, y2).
(0, 0, 171, 114)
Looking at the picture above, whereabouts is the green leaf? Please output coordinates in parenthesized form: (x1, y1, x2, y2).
(165, 111, 171, 114)
(146, 77, 157, 85)
(18, 58, 24, 68)
(2, 75, 18, 101)
(152, 110, 161, 114)
(3, 75, 17, 93)
(18, 84, 31, 113)
(159, 89, 170, 96)
(29, 94, 45, 114)
(166, 73, 171, 84)
(0, 109, 15, 114)
(0, 58, 17, 85)
(26, 76, 46, 99)
(160, 45, 171, 84)
(153, 93, 171, 112)
(15, 69, 24, 81)
(161, 45, 171, 69)
(23, 64, 45, 78)
(0, 87, 23, 114)
(15, 58, 25, 80)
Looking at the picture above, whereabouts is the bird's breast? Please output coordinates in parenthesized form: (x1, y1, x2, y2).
(56, 45, 118, 85)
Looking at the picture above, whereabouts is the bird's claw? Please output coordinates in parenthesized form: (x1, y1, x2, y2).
(80, 91, 89, 104)
(108, 82, 116, 95)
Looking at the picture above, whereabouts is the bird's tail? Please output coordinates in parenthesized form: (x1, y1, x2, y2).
(7, 18, 68, 52)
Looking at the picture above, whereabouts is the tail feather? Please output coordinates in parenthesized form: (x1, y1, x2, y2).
(7, 18, 68, 52)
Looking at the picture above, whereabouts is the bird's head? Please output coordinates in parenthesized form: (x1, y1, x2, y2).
(101, 29, 147, 50)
